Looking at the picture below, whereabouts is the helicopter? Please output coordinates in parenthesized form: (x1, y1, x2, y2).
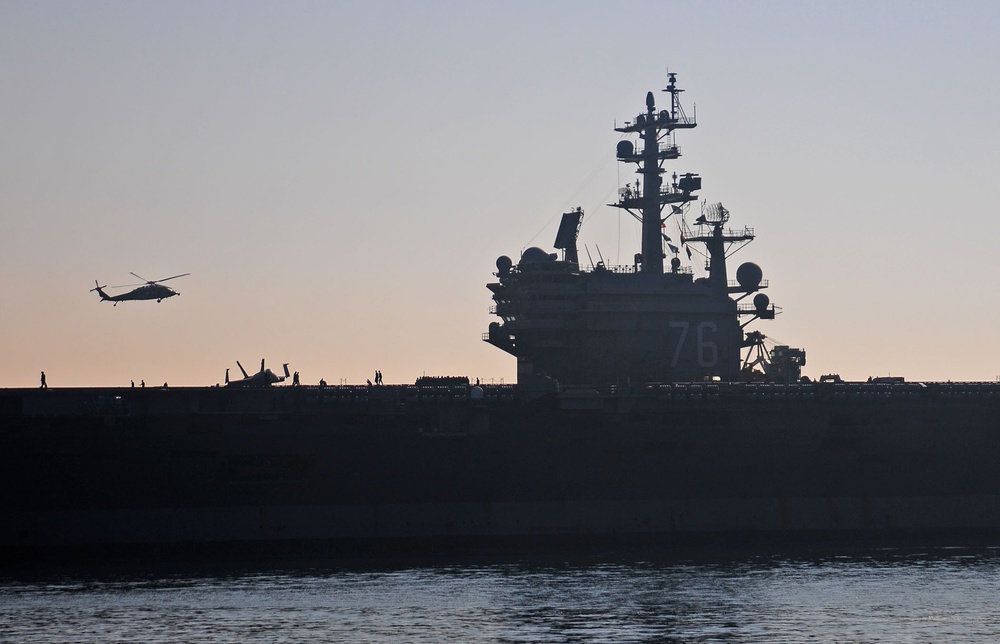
(225, 359, 290, 388)
(91, 272, 189, 305)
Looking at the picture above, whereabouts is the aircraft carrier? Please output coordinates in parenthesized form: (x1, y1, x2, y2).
(3, 73, 1000, 553)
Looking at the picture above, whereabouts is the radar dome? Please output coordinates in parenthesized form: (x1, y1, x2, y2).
(518, 247, 556, 268)
(496, 255, 513, 275)
(737, 262, 763, 291)
(616, 140, 634, 158)
(753, 293, 770, 314)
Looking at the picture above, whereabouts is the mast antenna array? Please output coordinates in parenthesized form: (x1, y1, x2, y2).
(610, 72, 699, 274)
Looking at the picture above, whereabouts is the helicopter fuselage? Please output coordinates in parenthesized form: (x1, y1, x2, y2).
(92, 273, 188, 305)
(97, 284, 178, 303)
(115, 284, 178, 301)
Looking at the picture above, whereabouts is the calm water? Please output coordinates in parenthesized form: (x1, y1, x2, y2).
(3, 543, 1000, 642)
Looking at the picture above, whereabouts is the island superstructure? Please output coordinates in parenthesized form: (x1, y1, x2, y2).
(486, 73, 800, 386)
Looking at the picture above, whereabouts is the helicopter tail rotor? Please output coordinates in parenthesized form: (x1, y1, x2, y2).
(90, 281, 111, 301)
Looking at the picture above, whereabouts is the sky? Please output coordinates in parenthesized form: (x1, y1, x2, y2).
(3, 0, 1000, 387)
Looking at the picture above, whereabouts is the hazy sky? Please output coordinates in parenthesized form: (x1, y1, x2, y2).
(4, 0, 1000, 387)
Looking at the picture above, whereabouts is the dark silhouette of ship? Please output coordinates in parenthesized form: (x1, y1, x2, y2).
(3, 73, 1000, 554)
(486, 73, 801, 387)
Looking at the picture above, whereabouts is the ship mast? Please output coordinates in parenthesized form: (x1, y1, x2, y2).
(683, 202, 755, 291)
(612, 72, 698, 274)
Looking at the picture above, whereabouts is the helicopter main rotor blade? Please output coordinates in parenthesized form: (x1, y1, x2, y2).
(129, 272, 148, 283)
(153, 273, 190, 283)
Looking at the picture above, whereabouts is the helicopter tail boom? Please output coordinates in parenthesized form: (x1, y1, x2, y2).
(91, 281, 112, 302)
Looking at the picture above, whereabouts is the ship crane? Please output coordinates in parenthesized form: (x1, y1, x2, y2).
(742, 331, 806, 382)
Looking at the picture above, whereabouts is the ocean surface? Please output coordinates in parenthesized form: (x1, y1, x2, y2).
(3, 541, 1000, 643)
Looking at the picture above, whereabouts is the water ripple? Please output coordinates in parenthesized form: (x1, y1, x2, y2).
(3, 547, 1000, 642)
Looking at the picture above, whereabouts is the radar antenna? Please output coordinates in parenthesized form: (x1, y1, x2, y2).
(682, 202, 754, 289)
(699, 202, 729, 225)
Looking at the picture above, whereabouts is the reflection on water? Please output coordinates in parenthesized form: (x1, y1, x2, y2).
(3, 544, 1000, 643)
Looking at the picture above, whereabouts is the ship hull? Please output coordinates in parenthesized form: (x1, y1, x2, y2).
(10, 496, 1000, 548)
(3, 383, 1000, 550)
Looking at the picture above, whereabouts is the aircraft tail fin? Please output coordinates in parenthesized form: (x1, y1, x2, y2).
(283, 363, 290, 379)
(236, 360, 250, 379)
(91, 281, 111, 301)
